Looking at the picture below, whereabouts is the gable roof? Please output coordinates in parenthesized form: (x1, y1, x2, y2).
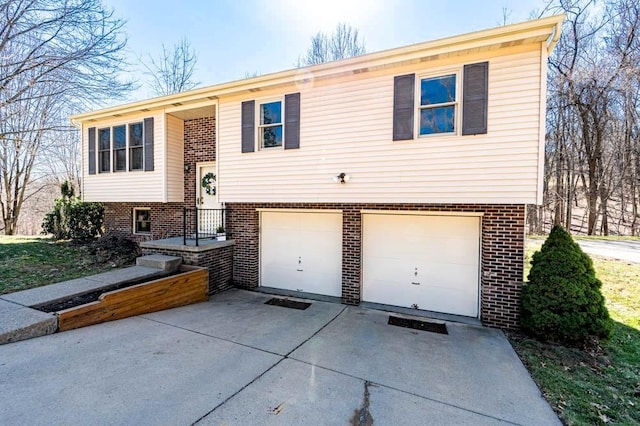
(71, 14, 564, 123)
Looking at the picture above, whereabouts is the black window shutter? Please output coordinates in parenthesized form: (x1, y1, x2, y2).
(241, 100, 255, 153)
(392, 74, 415, 141)
(144, 117, 154, 171)
(88, 127, 96, 175)
(284, 93, 300, 150)
(462, 62, 489, 135)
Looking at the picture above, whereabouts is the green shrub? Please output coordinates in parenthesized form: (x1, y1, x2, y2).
(42, 182, 104, 241)
(520, 225, 613, 345)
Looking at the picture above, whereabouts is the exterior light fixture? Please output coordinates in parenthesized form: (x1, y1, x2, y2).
(184, 164, 191, 172)
(333, 172, 350, 184)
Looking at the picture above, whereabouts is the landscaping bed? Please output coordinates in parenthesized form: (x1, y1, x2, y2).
(31, 271, 177, 313)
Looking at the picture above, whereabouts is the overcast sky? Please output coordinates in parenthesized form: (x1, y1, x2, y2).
(103, 0, 548, 102)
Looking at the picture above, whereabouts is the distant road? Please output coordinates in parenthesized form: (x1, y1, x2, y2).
(576, 240, 640, 263)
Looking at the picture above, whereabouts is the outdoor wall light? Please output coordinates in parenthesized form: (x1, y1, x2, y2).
(333, 172, 351, 184)
(184, 164, 191, 172)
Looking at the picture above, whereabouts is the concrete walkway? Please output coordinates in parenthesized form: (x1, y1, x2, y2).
(0, 290, 560, 426)
(0, 266, 165, 345)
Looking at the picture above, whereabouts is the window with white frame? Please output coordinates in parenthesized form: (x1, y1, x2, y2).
(113, 125, 126, 171)
(133, 208, 151, 234)
(258, 100, 283, 148)
(129, 122, 144, 171)
(98, 128, 111, 172)
(97, 122, 144, 172)
(418, 74, 457, 136)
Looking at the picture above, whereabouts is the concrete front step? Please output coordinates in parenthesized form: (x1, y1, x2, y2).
(136, 254, 182, 272)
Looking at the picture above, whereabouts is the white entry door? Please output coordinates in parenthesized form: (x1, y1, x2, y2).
(362, 213, 480, 317)
(196, 162, 220, 234)
(260, 211, 342, 297)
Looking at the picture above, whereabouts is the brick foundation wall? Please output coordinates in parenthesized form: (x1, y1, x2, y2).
(184, 117, 216, 208)
(103, 202, 184, 242)
(227, 203, 525, 329)
(141, 244, 234, 295)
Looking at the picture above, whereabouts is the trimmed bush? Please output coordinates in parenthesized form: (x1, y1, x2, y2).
(42, 182, 104, 241)
(520, 225, 613, 345)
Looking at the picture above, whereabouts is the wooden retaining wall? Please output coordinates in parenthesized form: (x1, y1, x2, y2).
(57, 265, 208, 332)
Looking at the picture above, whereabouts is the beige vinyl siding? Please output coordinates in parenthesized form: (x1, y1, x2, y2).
(218, 46, 544, 204)
(165, 114, 184, 202)
(82, 112, 165, 202)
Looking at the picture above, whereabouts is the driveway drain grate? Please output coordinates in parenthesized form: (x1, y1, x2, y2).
(388, 316, 448, 334)
(265, 298, 311, 310)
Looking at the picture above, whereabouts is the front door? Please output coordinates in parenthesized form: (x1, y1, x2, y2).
(196, 162, 220, 234)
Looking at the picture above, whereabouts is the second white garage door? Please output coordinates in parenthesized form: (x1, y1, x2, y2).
(362, 213, 480, 317)
(260, 211, 342, 297)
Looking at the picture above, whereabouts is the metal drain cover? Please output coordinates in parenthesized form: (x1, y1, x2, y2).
(265, 298, 311, 310)
(388, 315, 448, 334)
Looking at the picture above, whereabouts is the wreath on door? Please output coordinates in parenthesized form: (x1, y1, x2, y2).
(201, 172, 216, 196)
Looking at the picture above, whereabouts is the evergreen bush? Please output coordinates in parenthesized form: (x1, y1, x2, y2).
(520, 225, 613, 344)
(42, 182, 104, 241)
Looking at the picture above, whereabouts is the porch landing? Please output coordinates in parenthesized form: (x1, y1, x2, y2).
(139, 237, 234, 253)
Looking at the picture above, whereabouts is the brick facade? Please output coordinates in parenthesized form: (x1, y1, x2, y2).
(184, 117, 216, 208)
(227, 203, 525, 329)
(103, 202, 184, 242)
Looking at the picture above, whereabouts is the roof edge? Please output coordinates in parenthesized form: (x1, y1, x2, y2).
(71, 14, 565, 123)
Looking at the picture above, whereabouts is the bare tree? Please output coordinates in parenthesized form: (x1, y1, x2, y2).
(143, 38, 200, 96)
(539, 0, 640, 235)
(0, 0, 132, 235)
(298, 23, 366, 66)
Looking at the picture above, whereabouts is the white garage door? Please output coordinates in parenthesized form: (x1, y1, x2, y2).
(260, 211, 342, 297)
(362, 213, 480, 317)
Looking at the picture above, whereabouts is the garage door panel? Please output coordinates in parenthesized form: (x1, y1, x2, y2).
(261, 211, 342, 298)
(364, 257, 414, 283)
(262, 212, 299, 231)
(424, 265, 479, 291)
(421, 238, 479, 266)
(261, 266, 298, 289)
(419, 286, 478, 317)
(363, 213, 480, 318)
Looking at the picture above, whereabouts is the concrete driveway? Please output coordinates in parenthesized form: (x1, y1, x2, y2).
(576, 239, 640, 263)
(0, 290, 559, 425)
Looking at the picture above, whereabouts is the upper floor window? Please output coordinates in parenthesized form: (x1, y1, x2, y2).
(419, 74, 457, 136)
(88, 117, 153, 175)
(96, 122, 144, 173)
(113, 125, 126, 172)
(259, 101, 283, 148)
(129, 122, 144, 171)
(98, 128, 111, 173)
(241, 93, 300, 153)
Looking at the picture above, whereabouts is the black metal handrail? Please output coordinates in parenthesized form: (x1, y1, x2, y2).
(183, 207, 226, 246)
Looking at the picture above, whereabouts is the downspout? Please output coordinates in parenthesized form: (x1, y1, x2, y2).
(546, 20, 562, 54)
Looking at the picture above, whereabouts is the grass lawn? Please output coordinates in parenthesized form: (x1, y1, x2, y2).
(0, 235, 122, 295)
(510, 239, 640, 425)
